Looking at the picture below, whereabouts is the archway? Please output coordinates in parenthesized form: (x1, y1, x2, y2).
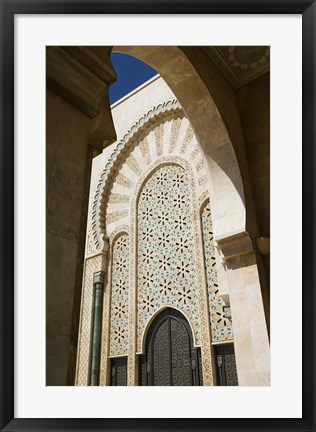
(75, 47, 270, 387)
(139, 308, 202, 386)
(113, 46, 246, 241)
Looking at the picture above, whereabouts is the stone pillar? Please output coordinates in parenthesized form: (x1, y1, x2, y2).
(216, 232, 270, 386)
(90, 271, 106, 385)
(46, 46, 116, 385)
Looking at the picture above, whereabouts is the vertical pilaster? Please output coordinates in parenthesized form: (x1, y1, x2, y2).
(216, 233, 270, 386)
(90, 271, 105, 385)
(127, 179, 138, 386)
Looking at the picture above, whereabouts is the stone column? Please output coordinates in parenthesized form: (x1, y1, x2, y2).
(216, 232, 270, 386)
(90, 271, 106, 385)
(46, 46, 116, 385)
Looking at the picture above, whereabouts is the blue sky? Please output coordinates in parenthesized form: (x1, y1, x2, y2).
(109, 52, 157, 105)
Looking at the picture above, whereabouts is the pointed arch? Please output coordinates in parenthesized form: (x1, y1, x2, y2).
(139, 304, 198, 354)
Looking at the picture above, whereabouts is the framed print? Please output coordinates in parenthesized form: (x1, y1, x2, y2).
(1, 1, 315, 431)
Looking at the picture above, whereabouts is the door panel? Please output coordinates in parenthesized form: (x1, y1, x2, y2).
(141, 308, 202, 386)
(215, 344, 238, 386)
(170, 318, 192, 386)
(110, 356, 127, 386)
(152, 319, 171, 386)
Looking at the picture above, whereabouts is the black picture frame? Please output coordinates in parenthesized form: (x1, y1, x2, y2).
(0, 1, 315, 431)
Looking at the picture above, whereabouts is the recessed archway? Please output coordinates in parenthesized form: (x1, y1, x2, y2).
(140, 307, 201, 386)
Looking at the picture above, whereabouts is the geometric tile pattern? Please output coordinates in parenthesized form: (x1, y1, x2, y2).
(137, 165, 201, 352)
(109, 234, 130, 356)
(76, 255, 102, 385)
(201, 201, 234, 342)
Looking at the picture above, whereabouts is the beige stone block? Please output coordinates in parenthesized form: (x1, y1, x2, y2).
(250, 323, 270, 372)
(246, 287, 266, 327)
(230, 295, 250, 330)
(227, 260, 244, 288)
(234, 327, 256, 372)
(237, 371, 260, 386)
(257, 370, 270, 386)
(242, 263, 259, 286)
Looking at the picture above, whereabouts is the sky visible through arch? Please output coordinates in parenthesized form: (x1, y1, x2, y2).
(109, 52, 157, 105)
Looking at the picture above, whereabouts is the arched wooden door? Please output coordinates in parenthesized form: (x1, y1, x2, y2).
(139, 308, 202, 386)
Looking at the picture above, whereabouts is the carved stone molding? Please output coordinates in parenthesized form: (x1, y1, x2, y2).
(46, 46, 117, 150)
(255, 236, 270, 256)
(89, 99, 182, 253)
(215, 231, 255, 264)
(204, 46, 270, 89)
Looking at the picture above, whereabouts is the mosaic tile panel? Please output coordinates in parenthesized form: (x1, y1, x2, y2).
(109, 234, 130, 356)
(137, 165, 201, 352)
(201, 201, 234, 342)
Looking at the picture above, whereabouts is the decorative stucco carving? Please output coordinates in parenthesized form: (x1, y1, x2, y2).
(89, 99, 182, 254)
(180, 124, 194, 155)
(190, 145, 201, 161)
(109, 233, 130, 356)
(168, 116, 182, 154)
(215, 231, 255, 265)
(205, 46, 270, 88)
(106, 209, 129, 225)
